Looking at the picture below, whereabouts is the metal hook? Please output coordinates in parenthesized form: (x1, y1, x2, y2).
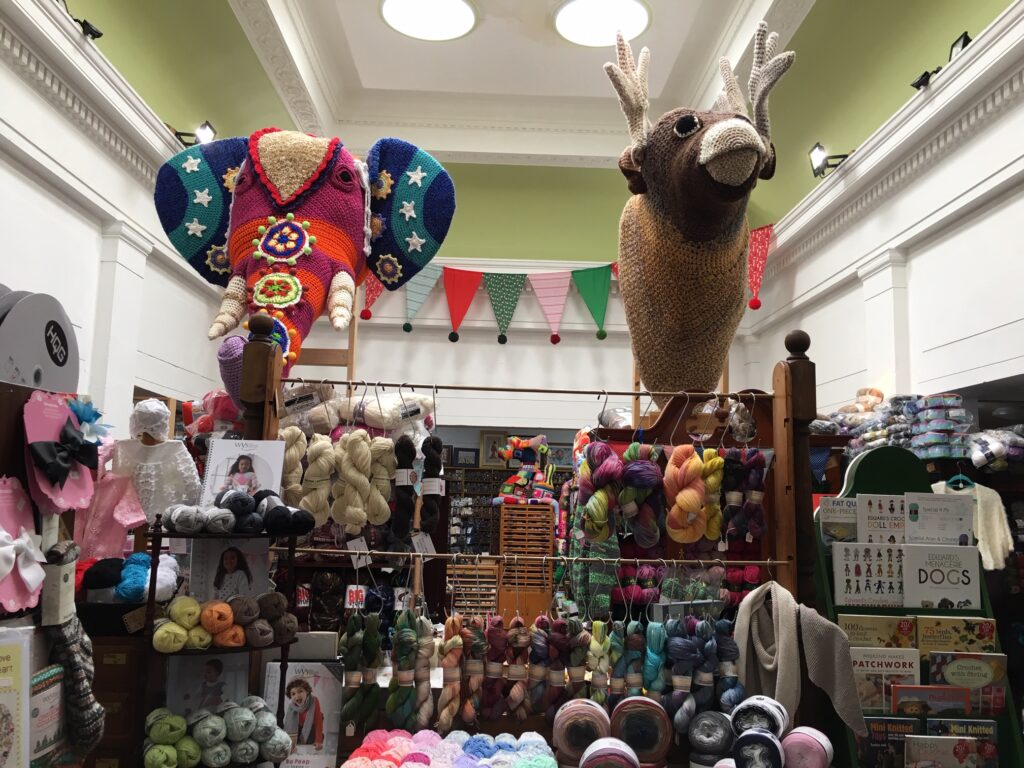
(669, 392, 691, 446)
(597, 390, 609, 424)
(432, 384, 438, 430)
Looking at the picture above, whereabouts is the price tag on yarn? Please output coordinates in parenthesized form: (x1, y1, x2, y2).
(411, 531, 436, 562)
(421, 477, 445, 496)
(347, 536, 372, 570)
(573, 528, 585, 541)
(745, 533, 754, 543)
(718, 539, 728, 552)
(283, 390, 322, 415)
(395, 586, 412, 608)
(345, 585, 366, 609)
(122, 605, 150, 634)
(395, 469, 415, 487)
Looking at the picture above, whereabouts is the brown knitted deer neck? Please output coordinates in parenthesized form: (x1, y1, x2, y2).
(605, 24, 794, 404)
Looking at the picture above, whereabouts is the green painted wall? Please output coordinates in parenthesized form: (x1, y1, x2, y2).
(73, 0, 294, 137)
(442, 163, 626, 261)
(749, 0, 1012, 227)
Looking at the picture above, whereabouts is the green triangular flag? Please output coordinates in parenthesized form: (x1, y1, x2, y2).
(483, 273, 526, 342)
(572, 264, 612, 339)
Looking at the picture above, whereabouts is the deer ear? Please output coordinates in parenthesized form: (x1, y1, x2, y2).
(618, 148, 647, 194)
(759, 142, 777, 180)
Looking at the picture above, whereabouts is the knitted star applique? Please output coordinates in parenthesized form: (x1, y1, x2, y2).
(194, 188, 213, 207)
(186, 218, 207, 237)
(399, 201, 416, 221)
(405, 232, 425, 252)
(181, 155, 202, 173)
(406, 165, 427, 186)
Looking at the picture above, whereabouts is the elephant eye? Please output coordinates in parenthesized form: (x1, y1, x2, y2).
(339, 169, 353, 183)
(673, 114, 701, 138)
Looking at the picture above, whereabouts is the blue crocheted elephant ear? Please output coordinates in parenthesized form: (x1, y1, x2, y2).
(366, 138, 455, 290)
(154, 137, 249, 286)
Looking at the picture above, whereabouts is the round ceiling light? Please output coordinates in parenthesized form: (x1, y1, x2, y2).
(555, 0, 649, 48)
(381, 0, 476, 42)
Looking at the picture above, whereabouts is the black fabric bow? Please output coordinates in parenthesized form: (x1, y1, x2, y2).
(29, 418, 99, 488)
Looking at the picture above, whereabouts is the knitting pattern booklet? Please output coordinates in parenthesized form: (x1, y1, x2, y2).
(199, 438, 286, 506)
(166, 655, 250, 716)
(904, 734, 979, 767)
(891, 684, 972, 716)
(189, 537, 270, 602)
(819, 496, 858, 545)
(851, 647, 920, 713)
(856, 717, 921, 768)
(838, 614, 916, 648)
(264, 661, 343, 768)
(0, 627, 31, 768)
(916, 617, 998, 664)
(929, 652, 1008, 715)
(832, 542, 903, 607)
(857, 494, 907, 544)
(903, 545, 981, 610)
(905, 492, 973, 546)
(927, 719, 998, 768)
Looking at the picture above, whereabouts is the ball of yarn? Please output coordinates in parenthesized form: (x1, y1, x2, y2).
(192, 713, 227, 747)
(145, 708, 173, 732)
(215, 488, 255, 516)
(144, 743, 177, 767)
(200, 601, 234, 634)
(579, 737, 640, 768)
(152, 619, 187, 653)
(231, 738, 260, 763)
(201, 741, 232, 768)
(273, 613, 298, 644)
(243, 695, 268, 712)
(82, 557, 124, 590)
(213, 624, 245, 648)
(289, 505, 316, 534)
(610, 696, 672, 765)
(252, 708, 278, 742)
(233, 509, 264, 534)
(553, 699, 612, 763)
(167, 595, 201, 629)
(664, 445, 706, 543)
(689, 711, 734, 754)
(223, 705, 256, 741)
(169, 504, 203, 533)
(258, 591, 288, 622)
(174, 735, 201, 768)
(200, 506, 235, 533)
(148, 712, 186, 744)
(185, 625, 212, 650)
(228, 595, 260, 626)
(464, 735, 498, 759)
(115, 552, 150, 602)
(260, 728, 293, 761)
(245, 618, 275, 648)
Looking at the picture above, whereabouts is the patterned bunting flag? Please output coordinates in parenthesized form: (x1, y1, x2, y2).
(572, 264, 612, 339)
(527, 271, 571, 344)
(443, 267, 483, 342)
(359, 273, 385, 320)
(483, 273, 527, 344)
(402, 262, 442, 332)
(747, 224, 774, 310)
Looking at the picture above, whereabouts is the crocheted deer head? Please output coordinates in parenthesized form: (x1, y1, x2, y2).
(606, 23, 793, 403)
(154, 129, 455, 371)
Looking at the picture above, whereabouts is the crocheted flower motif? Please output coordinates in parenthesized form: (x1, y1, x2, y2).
(370, 213, 387, 242)
(222, 166, 240, 192)
(372, 170, 394, 200)
(253, 273, 302, 308)
(376, 254, 403, 285)
(205, 243, 230, 275)
(257, 219, 310, 265)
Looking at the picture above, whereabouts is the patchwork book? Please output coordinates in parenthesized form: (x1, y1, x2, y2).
(851, 647, 920, 712)
(916, 616, 998, 664)
(904, 735, 978, 768)
(891, 684, 972, 717)
(929, 652, 1008, 715)
(905, 492, 973, 546)
(819, 496, 858, 545)
(857, 494, 906, 544)
(838, 614, 916, 648)
(832, 542, 903, 607)
(927, 719, 997, 768)
(903, 545, 981, 610)
(855, 717, 921, 768)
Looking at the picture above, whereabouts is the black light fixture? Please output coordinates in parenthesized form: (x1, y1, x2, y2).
(174, 121, 217, 147)
(57, 1, 103, 39)
(911, 66, 942, 90)
(809, 142, 849, 178)
(949, 31, 971, 61)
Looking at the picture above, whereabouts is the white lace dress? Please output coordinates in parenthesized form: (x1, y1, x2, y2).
(113, 439, 202, 523)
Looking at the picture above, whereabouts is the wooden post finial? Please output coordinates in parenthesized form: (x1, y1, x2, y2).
(785, 329, 811, 360)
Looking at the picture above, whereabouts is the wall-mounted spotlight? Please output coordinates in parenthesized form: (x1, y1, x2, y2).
(949, 31, 971, 61)
(58, 1, 103, 39)
(911, 66, 942, 90)
(174, 121, 217, 147)
(809, 142, 849, 178)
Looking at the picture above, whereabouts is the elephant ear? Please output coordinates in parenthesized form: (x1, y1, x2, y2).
(153, 137, 249, 286)
(366, 138, 455, 290)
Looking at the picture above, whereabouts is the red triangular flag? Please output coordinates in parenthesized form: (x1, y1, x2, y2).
(442, 267, 483, 342)
(359, 273, 385, 320)
(748, 224, 774, 310)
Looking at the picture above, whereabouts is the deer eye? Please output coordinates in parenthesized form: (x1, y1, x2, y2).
(673, 115, 701, 138)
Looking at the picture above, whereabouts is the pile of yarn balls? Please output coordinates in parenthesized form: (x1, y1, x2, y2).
(164, 489, 315, 535)
(80, 552, 179, 603)
(144, 697, 289, 767)
(153, 591, 297, 653)
(342, 729, 556, 768)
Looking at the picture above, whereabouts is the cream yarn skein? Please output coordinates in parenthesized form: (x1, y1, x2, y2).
(300, 434, 335, 527)
(367, 436, 396, 525)
(279, 426, 307, 506)
(331, 430, 372, 535)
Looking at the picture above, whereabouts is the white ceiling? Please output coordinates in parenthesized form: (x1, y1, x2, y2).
(228, 0, 814, 166)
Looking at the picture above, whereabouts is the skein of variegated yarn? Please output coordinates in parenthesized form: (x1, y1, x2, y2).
(624, 620, 646, 698)
(528, 616, 552, 715)
(607, 620, 626, 711)
(340, 613, 366, 723)
(279, 426, 307, 506)
(505, 615, 532, 721)
(358, 613, 384, 729)
(701, 448, 725, 542)
(436, 614, 464, 734)
(545, 618, 570, 724)
(621, 442, 664, 550)
(460, 616, 487, 726)
(368, 436, 396, 525)
(567, 618, 592, 700)
(386, 609, 418, 728)
(663, 445, 706, 543)
(414, 615, 436, 731)
(332, 429, 373, 535)
(588, 620, 611, 708)
(581, 443, 623, 543)
(483, 616, 508, 721)
(300, 434, 335, 526)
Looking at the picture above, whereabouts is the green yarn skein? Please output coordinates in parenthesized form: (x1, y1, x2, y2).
(358, 612, 384, 727)
(185, 625, 212, 650)
(201, 741, 231, 768)
(148, 712, 186, 744)
(143, 743, 177, 768)
(152, 618, 187, 653)
(191, 713, 226, 748)
(167, 595, 201, 629)
(174, 735, 201, 768)
(385, 608, 418, 729)
(339, 612, 365, 724)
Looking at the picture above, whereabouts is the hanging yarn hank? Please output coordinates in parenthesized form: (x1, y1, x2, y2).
(505, 615, 532, 720)
(299, 433, 335, 526)
(544, 618, 571, 724)
(621, 442, 664, 550)
(664, 445, 706, 543)
(420, 435, 444, 533)
(642, 622, 667, 700)
(358, 612, 384, 730)
(581, 442, 623, 543)
(392, 436, 417, 542)
(701, 448, 725, 544)
(385, 609, 418, 729)
(414, 615, 435, 731)
(527, 615, 552, 718)
(367, 436, 396, 525)
(714, 619, 745, 714)
(339, 613, 366, 724)
(436, 613, 464, 734)
(623, 621, 646, 699)
(459, 615, 487, 727)
(741, 448, 767, 543)
(606, 621, 627, 712)
(279, 426, 307, 506)
(332, 429, 373, 535)
(483, 615, 508, 721)
(587, 619, 611, 709)
(566, 617, 592, 701)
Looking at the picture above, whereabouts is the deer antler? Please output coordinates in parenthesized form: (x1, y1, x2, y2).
(604, 33, 651, 163)
(746, 21, 795, 145)
(712, 58, 747, 115)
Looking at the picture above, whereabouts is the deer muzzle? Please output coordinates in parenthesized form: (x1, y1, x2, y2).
(698, 118, 765, 186)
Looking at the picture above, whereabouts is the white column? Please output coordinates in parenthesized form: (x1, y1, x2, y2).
(90, 221, 151, 436)
(857, 249, 910, 394)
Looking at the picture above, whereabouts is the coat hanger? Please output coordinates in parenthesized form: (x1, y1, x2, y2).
(947, 461, 975, 490)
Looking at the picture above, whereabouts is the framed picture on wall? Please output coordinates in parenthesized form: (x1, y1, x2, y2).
(441, 444, 453, 465)
(547, 444, 573, 470)
(479, 432, 508, 468)
(454, 448, 480, 467)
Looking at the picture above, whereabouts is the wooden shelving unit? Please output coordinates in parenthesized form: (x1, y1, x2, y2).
(497, 503, 555, 620)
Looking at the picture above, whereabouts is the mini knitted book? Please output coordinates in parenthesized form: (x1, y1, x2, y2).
(154, 129, 455, 372)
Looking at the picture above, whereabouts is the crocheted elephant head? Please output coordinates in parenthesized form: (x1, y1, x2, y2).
(154, 128, 455, 369)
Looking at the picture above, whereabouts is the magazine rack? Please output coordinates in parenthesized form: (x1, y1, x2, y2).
(813, 446, 1024, 767)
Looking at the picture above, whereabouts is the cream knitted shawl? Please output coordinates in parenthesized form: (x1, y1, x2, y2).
(735, 582, 866, 735)
(931, 481, 1013, 571)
